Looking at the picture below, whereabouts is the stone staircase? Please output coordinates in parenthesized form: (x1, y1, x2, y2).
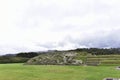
(85, 57, 100, 66)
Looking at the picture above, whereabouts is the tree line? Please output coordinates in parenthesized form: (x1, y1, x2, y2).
(72, 48, 120, 55)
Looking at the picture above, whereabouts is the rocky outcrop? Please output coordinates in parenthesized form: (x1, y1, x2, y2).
(26, 52, 82, 65)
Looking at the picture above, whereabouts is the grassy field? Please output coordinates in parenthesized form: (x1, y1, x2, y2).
(0, 64, 120, 80)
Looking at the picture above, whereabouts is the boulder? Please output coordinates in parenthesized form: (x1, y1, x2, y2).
(103, 78, 120, 80)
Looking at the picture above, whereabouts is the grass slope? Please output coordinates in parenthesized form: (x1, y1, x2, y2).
(0, 64, 120, 80)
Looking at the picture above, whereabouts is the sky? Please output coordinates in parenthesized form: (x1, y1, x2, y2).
(0, 0, 120, 54)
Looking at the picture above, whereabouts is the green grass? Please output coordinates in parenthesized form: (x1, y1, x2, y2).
(0, 64, 120, 80)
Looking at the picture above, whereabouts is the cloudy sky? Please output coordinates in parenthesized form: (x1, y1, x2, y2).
(0, 0, 120, 54)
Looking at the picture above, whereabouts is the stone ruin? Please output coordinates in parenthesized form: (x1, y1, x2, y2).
(26, 52, 83, 65)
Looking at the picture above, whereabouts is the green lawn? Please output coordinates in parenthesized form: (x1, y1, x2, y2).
(0, 64, 120, 80)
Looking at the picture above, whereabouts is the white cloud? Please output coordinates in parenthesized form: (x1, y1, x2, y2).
(0, 0, 120, 54)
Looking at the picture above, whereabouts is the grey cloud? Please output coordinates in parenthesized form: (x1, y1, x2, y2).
(69, 29, 120, 48)
(35, 29, 120, 49)
(36, 42, 58, 49)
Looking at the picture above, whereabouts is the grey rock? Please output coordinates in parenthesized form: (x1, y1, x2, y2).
(26, 52, 82, 65)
